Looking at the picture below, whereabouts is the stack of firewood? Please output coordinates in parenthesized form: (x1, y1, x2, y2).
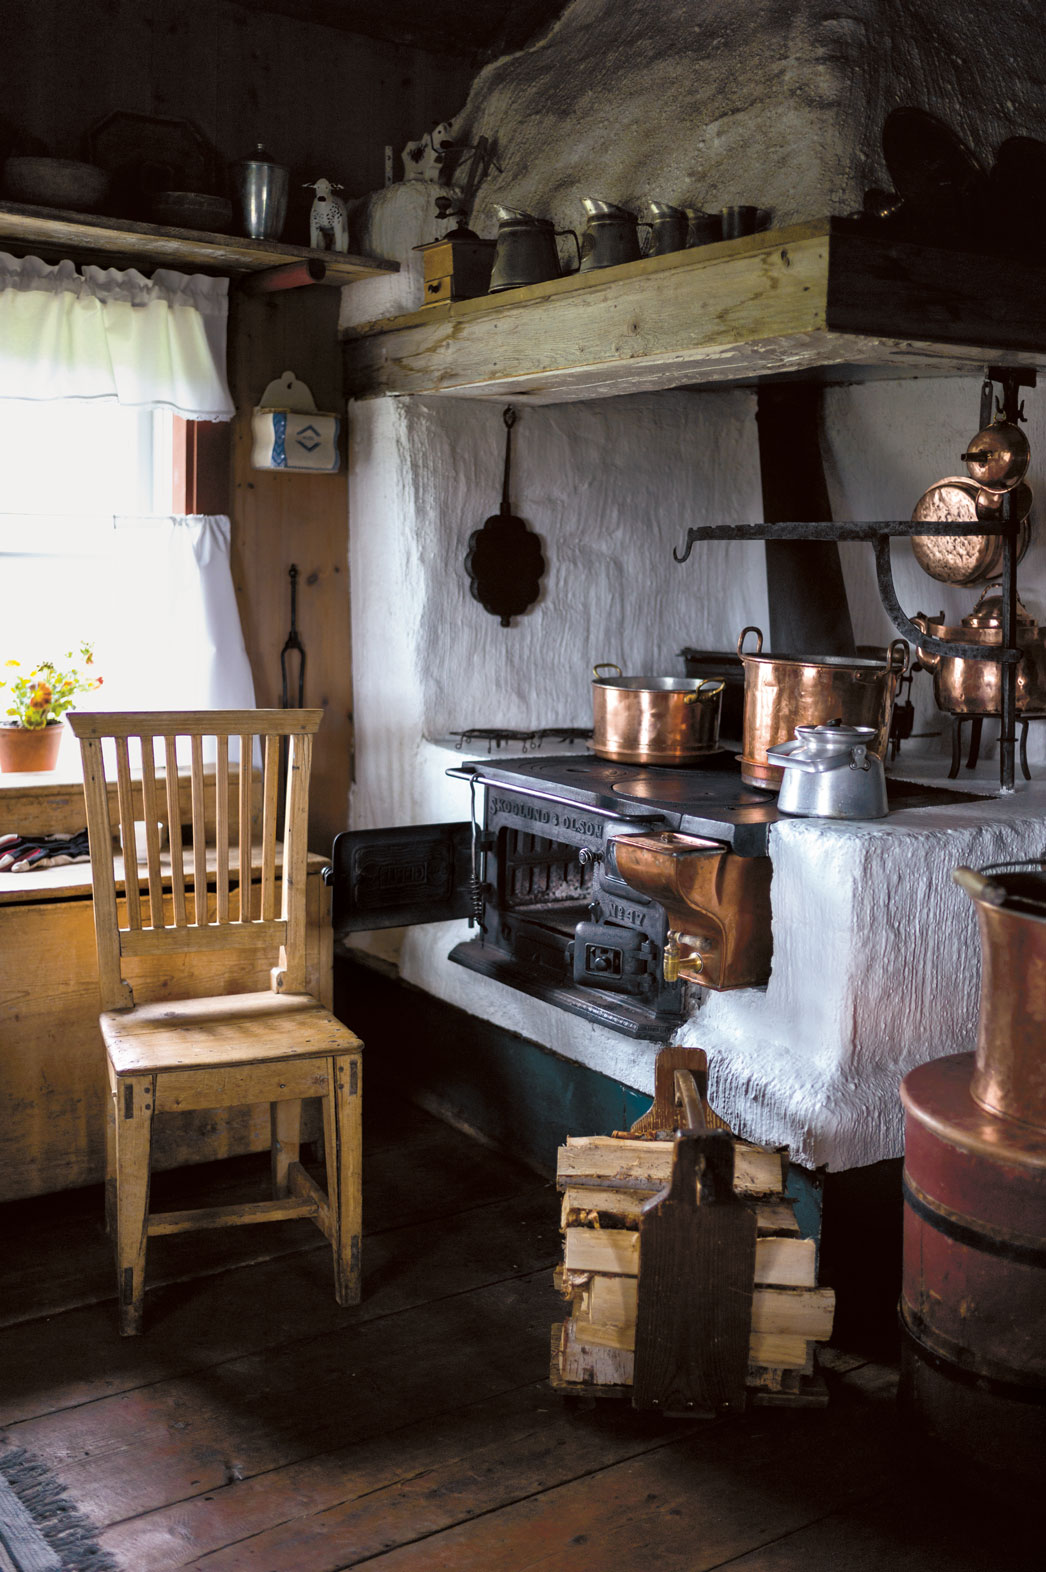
(550, 1050, 836, 1410)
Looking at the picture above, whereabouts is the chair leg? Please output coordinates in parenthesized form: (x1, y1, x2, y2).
(324, 1051, 363, 1307)
(113, 1072, 155, 1336)
(271, 1098, 302, 1197)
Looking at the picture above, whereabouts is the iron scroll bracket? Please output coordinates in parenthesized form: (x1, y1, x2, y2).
(673, 517, 1022, 791)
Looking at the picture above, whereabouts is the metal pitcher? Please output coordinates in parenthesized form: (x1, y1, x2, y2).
(767, 722, 888, 819)
(235, 144, 288, 240)
(579, 199, 646, 271)
(489, 207, 580, 292)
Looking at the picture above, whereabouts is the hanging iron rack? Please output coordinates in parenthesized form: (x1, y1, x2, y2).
(674, 369, 1035, 793)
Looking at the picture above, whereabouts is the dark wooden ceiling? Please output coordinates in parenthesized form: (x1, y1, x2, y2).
(240, 0, 570, 60)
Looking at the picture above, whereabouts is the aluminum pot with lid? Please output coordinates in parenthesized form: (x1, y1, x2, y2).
(736, 627, 908, 789)
(913, 585, 1046, 714)
(591, 663, 724, 765)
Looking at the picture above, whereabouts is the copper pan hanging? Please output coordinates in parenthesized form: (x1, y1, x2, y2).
(961, 418, 1031, 492)
(910, 475, 1032, 587)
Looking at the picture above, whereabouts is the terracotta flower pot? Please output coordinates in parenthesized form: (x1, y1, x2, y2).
(0, 722, 65, 773)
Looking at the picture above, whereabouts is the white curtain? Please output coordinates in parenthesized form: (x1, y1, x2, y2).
(0, 252, 235, 420)
(63, 514, 255, 712)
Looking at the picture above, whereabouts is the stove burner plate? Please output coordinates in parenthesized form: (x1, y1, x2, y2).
(613, 774, 774, 808)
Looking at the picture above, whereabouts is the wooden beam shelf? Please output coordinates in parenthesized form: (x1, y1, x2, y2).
(340, 218, 1046, 404)
(0, 199, 398, 284)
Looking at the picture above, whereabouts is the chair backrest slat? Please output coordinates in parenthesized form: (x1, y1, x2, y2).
(164, 734, 188, 926)
(261, 733, 280, 921)
(238, 732, 253, 922)
(190, 734, 208, 927)
(215, 735, 230, 923)
(139, 737, 165, 928)
(68, 710, 323, 1011)
(114, 736, 142, 932)
(279, 729, 312, 995)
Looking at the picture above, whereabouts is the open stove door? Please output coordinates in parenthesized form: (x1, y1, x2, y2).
(329, 823, 472, 943)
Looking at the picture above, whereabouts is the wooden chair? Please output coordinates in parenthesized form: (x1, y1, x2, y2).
(67, 709, 362, 1335)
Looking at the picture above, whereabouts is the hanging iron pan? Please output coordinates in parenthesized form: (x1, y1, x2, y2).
(910, 476, 1032, 587)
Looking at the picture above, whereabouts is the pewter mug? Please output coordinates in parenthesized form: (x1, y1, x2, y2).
(721, 205, 771, 239)
(643, 201, 689, 255)
(684, 208, 723, 246)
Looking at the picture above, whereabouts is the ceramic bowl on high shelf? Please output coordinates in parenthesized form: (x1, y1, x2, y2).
(3, 157, 110, 212)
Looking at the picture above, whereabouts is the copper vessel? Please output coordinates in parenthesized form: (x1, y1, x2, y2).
(910, 476, 1032, 587)
(912, 587, 1046, 715)
(900, 1052, 1046, 1481)
(953, 861, 1046, 1131)
(962, 417, 1031, 492)
(609, 830, 772, 990)
(591, 665, 723, 765)
(735, 627, 908, 789)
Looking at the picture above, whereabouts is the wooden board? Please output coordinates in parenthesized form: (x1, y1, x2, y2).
(0, 199, 397, 282)
(0, 763, 261, 850)
(561, 1186, 800, 1234)
(558, 1135, 785, 1196)
(632, 1133, 756, 1413)
(342, 219, 1046, 405)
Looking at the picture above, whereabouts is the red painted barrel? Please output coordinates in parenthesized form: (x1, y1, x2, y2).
(900, 1052, 1046, 1477)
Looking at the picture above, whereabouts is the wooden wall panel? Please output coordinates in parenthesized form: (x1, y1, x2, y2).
(227, 285, 352, 852)
(1, 0, 474, 212)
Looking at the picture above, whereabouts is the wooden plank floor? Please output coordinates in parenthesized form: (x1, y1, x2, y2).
(0, 1096, 1039, 1571)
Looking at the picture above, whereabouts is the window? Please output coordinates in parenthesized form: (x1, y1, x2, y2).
(0, 399, 252, 770)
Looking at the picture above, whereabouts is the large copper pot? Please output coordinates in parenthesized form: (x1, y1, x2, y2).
(913, 587, 1046, 715)
(735, 627, 908, 789)
(591, 664, 723, 765)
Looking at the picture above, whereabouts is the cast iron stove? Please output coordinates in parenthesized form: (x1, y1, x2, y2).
(330, 752, 978, 1040)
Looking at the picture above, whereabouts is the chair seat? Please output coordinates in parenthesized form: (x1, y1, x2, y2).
(101, 990, 361, 1076)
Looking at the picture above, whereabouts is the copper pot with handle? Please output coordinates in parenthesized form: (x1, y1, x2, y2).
(591, 663, 724, 765)
(736, 627, 909, 789)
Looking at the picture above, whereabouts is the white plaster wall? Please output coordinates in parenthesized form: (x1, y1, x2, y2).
(350, 388, 766, 773)
(342, 0, 1046, 1168)
(687, 790, 1046, 1170)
